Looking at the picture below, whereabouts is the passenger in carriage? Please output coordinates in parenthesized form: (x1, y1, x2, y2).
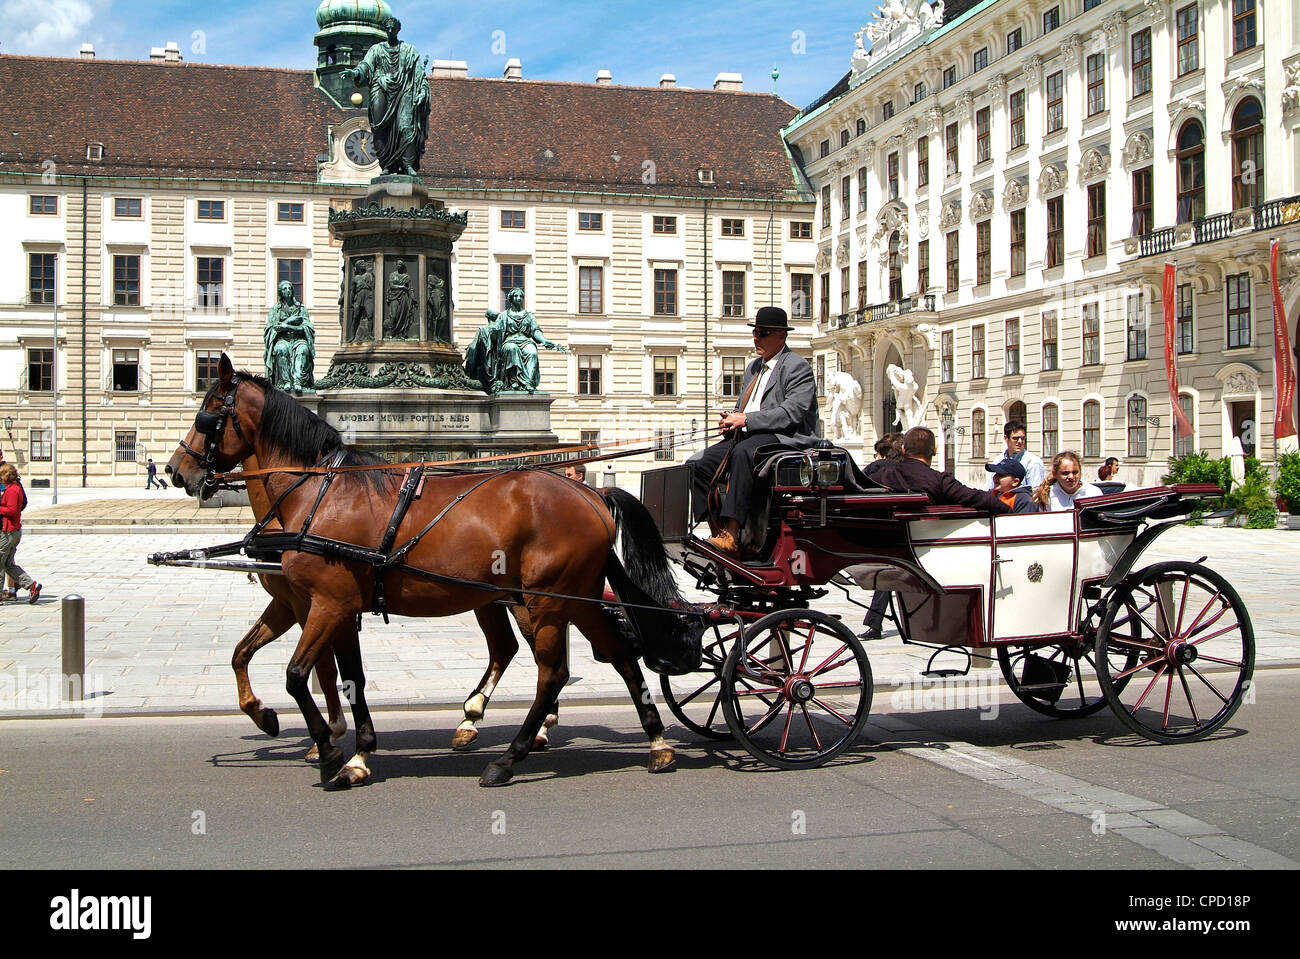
(859, 432, 907, 640)
(985, 457, 1039, 513)
(687, 306, 821, 556)
(870, 427, 1011, 514)
(1032, 451, 1103, 511)
(861, 431, 904, 480)
(983, 420, 1046, 491)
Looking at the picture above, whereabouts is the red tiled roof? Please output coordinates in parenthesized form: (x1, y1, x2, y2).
(0, 55, 804, 199)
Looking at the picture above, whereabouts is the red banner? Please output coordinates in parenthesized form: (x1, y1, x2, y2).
(1164, 263, 1195, 439)
(1271, 240, 1298, 442)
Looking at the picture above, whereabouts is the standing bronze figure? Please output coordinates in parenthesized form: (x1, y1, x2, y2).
(342, 17, 429, 176)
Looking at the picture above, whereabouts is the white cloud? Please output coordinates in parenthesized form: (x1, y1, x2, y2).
(1, 0, 106, 55)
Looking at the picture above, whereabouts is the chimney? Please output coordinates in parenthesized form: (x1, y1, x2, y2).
(713, 72, 743, 92)
(659, 74, 676, 89)
(503, 58, 522, 81)
(431, 59, 468, 79)
(595, 69, 612, 85)
(164, 40, 182, 63)
(79, 43, 95, 60)
(149, 47, 165, 61)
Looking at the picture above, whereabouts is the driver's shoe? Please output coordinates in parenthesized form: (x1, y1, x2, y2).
(706, 529, 741, 556)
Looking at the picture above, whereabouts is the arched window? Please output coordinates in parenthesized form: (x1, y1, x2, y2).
(1008, 400, 1027, 427)
(1042, 403, 1060, 459)
(1127, 395, 1148, 458)
(1231, 98, 1264, 209)
(888, 232, 903, 302)
(1083, 399, 1102, 459)
(1174, 393, 1196, 458)
(1176, 120, 1205, 223)
(972, 409, 987, 461)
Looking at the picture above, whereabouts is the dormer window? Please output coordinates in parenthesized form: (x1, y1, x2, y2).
(86, 142, 104, 161)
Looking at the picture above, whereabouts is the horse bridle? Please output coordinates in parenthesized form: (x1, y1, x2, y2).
(177, 373, 251, 494)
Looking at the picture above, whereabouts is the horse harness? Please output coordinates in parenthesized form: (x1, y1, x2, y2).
(179, 372, 252, 496)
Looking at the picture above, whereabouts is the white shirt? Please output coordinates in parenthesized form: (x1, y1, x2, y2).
(1048, 482, 1102, 511)
(985, 448, 1046, 490)
(741, 359, 776, 415)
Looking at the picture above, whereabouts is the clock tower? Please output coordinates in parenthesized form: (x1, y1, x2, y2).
(312, 0, 394, 108)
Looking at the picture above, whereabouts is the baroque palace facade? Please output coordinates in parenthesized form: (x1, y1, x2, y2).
(0, 1, 816, 488)
(785, 0, 1300, 486)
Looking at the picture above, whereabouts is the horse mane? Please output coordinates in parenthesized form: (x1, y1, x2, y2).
(211, 370, 397, 492)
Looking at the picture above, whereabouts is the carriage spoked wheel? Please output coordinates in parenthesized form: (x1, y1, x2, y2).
(1096, 561, 1254, 743)
(660, 620, 740, 740)
(720, 608, 872, 769)
(997, 623, 1139, 719)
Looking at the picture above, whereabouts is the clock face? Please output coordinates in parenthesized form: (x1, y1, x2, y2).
(344, 129, 376, 167)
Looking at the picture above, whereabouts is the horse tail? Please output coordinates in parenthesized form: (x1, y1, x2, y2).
(598, 487, 702, 675)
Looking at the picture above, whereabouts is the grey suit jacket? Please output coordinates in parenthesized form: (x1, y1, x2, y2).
(734, 346, 822, 446)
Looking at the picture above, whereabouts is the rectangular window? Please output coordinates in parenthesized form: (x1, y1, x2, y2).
(29, 194, 58, 215)
(721, 356, 745, 398)
(972, 410, 987, 461)
(1087, 183, 1106, 257)
(945, 123, 959, 177)
(500, 263, 525, 306)
(887, 153, 899, 200)
(1132, 167, 1153, 236)
(790, 221, 812, 239)
(578, 212, 603, 231)
(1226, 273, 1252, 348)
(820, 272, 830, 321)
(1083, 400, 1101, 459)
(115, 430, 137, 462)
(882, 99, 895, 121)
(841, 175, 851, 221)
(1046, 196, 1064, 268)
(946, 230, 960, 294)
(578, 354, 602, 395)
(1005, 317, 1021, 375)
(112, 348, 139, 391)
(197, 257, 223, 308)
(817, 355, 826, 397)
(1131, 28, 1152, 98)
(1127, 396, 1148, 458)
(277, 202, 304, 223)
(1010, 209, 1026, 277)
(1042, 311, 1059, 371)
(1175, 395, 1196, 457)
(791, 273, 813, 318)
(857, 259, 868, 308)
(197, 199, 224, 220)
(653, 268, 677, 316)
(1176, 283, 1195, 354)
(841, 266, 851, 315)
(1043, 6, 1060, 33)
(820, 140, 830, 159)
(973, 47, 988, 73)
(917, 136, 929, 187)
(971, 325, 986, 379)
(1177, 5, 1199, 76)
(196, 349, 221, 392)
(1083, 302, 1101, 365)
(29, 252, 56, 304)
(914, 81, 927, 102)
(501, 209, 526, 229)
(722, 270, 745, 318)
(113, 254, 140, 306)
(654, 429, 675, 462)
(1009, 90, 1026, 148)
(1084, 0, 1102, 9)
(652, 215, 677, 235)
(721, 217, 745, 237)
(580, 429, 600, 451)
(1086, 53, 1105, 116)
(917, 239, 930, 293)
(858, 166, 868, 212)
(276, 257, 304, 303)
(975, 107, 991, 163)
(1046, 71, 1064, 132)
(114, 197, 142, 218)
(1127, 293, 1147, 360)
(821, 185, 831, 229)
(578, 265, 603, 314)
(976, 220, 991, 286)
(941, 330, 954, 383)
(942, 65, 957, 89)
(30, 427, 52, 462)
(1233, 0, 1256, 54)
(27, 348, 53, 392)
(653, 355, 676, 396)
(1007, 28, 1022, 54)
(1042, 404, 1059, 459)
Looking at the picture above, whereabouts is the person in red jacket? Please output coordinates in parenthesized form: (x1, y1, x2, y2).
(0, 463, 40, 603)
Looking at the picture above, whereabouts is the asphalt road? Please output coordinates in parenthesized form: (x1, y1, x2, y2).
(3, 668, 1297, 872)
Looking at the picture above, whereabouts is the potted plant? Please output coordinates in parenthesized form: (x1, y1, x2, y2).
(1276, 452, 1300, 529)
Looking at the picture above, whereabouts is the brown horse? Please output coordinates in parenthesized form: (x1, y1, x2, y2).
(167, 355, 697, 787)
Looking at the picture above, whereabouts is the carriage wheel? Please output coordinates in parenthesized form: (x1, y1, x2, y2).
(720, 609, 872, 769)
(997, 634, 1138, 719)
(660, 620, 738, 740)
(1097, 562, 1254, 743)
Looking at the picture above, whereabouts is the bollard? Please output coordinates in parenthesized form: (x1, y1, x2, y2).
(61, 594, 85, 702)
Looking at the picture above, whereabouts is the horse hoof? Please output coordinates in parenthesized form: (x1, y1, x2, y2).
(450, 728, 479, 751)
(306, 744, 320, 763)
(318, 746, 346, 784)
(260, 708, 279, 738)
(648, 748, 676, 774)
(479, 763, 513, 788)
(532, 736, 549, 751)
(329, 765, 370, 789)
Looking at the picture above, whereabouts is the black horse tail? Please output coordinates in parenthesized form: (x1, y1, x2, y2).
(599, 487, 702, 675)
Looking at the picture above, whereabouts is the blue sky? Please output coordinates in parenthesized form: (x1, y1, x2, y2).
(1, 0, 875, 110)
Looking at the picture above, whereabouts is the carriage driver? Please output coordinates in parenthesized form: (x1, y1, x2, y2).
(688, 306, 821, 555)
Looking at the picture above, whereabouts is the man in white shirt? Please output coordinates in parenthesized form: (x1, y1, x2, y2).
(984, 419, 1045, 490)
(687, 306, 821, 555)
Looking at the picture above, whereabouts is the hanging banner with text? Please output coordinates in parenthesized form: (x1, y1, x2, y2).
(1164, 263, 1195, 439)
(1270, 240, 1297, 444)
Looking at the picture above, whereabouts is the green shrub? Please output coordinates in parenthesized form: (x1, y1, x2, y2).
(1246, 506, 1278, 529)
(1277, 452, 1300, 513)
(1162, 450, 1223, 486)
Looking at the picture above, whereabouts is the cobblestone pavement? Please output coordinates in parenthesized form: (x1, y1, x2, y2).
(1, 488, 1295, 720)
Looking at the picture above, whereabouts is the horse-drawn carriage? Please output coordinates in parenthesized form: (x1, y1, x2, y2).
(157, 358, 1254, 785)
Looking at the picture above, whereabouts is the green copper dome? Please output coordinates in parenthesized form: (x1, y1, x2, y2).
(314, 0, 394, 40)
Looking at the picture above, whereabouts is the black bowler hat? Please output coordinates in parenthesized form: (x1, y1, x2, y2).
(748, 305, 793, 331)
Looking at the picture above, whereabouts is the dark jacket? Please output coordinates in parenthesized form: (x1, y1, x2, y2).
(734, 346, 821, 446)
(868, 456, 1011, 514)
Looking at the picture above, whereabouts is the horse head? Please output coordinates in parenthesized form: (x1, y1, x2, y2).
(166, 352, 262, 499)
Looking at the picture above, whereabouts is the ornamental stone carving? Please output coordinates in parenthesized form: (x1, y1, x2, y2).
(1038, 163, 1067, 196)
(1021, 55, 1043, 87)
(1223, 371, 1257, 396)
(885, 134, 903, 150)
(902, 118, 918, 140)
(837, 238, 851, 266)
(1283, 62, 1300, 118)
(816, 247, 831, 272)
(1122, 131, 1153, 170)
(1225, 75, 1266, 102)
(988, 73, 1006, 99)
(1102, 12, 1127, 41)
(923, 104, 945, 134)
(862, 140, 877, 172)
(955, 91, 973, 120)
(1002, 178, 1028, 210)
(1168, 93, 1206, 118)
(918, 212, 930, 238)
(939, 201, 961, 231)
(969, 191, 993, 222)
(1078, 148, 1110, 184)
(1062, 35, 1082, 66)
(852, 2, 947, 89)
(1143, 0, 1169, 25)
(872, 202, 910, 248)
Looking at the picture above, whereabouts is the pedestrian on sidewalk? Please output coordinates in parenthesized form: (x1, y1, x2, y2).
(145, 458, 166, 490)
(0, 451, 16, 599)
(0, 463, 40, 604)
